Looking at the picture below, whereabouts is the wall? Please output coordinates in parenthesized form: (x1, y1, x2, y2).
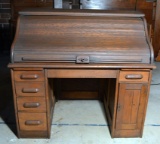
(0, 0, 11, 53)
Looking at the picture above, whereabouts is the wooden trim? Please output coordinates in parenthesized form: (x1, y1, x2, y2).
(111, 70, 120, 137)
(8, 63, 156, 69)
(19, 9, 145, 17)
(11, 16, 20, 63)
(11, 69, 20, 138)
(44, 69, 50, 138)
(140, 71, 152, 137)
(154, 0, 160, 58)
(47, 69, 117, 78)
(142, 17, 154, 63)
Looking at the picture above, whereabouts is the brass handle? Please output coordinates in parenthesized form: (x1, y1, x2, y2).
(25, 120, 41, 125)
(20, 74, 38, 79)
(125, 74, 143, 79)
(23, 102, 40, 108)
(22, 88, 39, 93)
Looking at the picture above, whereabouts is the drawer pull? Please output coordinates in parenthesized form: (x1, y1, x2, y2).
(23, 102, 40, 108)
(22, 88, 39, 93)
(21, 74, 38, 79)
(125, 74, 143, 79)
(25, 120, 41, 126)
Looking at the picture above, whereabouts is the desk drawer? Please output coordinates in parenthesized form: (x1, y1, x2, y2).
(18, 112, 47, 131)
(15, 82, 45, 96)
(17, 97, 46, 112)
(119, 71, 149, 83)
(14, 71, 44, 82)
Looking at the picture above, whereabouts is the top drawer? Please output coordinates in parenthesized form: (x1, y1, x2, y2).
(119, 71, 149, 83)
(14, 71, 44, 82)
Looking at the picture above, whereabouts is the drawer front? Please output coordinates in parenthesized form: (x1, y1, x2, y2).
(119, 71, 149, 83)
(15, 82, 45, 96)
(17, 97, 46, 112)
(18, 112, 47, 131)
(14, 71, 44, 82)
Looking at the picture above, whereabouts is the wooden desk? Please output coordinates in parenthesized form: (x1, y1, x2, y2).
(8, 63, 155, 138)
(8, 9, 156, 138)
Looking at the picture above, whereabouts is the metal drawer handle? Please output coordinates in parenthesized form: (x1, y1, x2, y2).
(125, 74, 143, 79)
(22, 88, 39, 93)
(25, 120, 41, 126)
(23, 102, 40, 108)
(20, 74, 39, 79)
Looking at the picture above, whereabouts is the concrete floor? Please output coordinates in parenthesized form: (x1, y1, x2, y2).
(0, 54, 160, 144)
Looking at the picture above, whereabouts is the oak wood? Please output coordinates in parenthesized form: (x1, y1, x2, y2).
(114, 82, 149, 137)
(104, 78, 117, 135)
(154, 0, 160, 60)
(11, 0, 159, 56)
(139, 71, 152, 137)
(44, 71, 55, 138)
(10, 67, 153, 138)
(60, 91, 98, 100)
(17, 97, 46, 112)
(47, 69, 117, 78)
(19, 130, 48, 138)
(113, 129, 141, 138)
(15, 82, 45, 96)
(18, 112, 47, 131)
(11, 70, 21, 137)
(11, 10, 153, 64)
(8, 63, 156, 69)
(119, 71, 149, 83)
(8, 8, 155, 139)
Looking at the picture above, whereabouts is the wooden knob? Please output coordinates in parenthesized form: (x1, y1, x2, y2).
(22, 88, 39, 93)
(25, 120, 41, 125)
(125, 74, 143, 79)
(23, 102, 40, 108)
(21, 74, 38, 79)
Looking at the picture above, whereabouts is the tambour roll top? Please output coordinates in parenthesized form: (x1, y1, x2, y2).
(11, 9, 154, 64)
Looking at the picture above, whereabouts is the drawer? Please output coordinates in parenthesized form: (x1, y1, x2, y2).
(119, 71, 149, 83)
(17, 97, 46, 112)
(14, 71, 44, 82)
(15, 82, 45, 97)
(18, 112, 47, 131)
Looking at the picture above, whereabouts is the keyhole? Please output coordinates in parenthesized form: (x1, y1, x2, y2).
(81, 59, 85, 62)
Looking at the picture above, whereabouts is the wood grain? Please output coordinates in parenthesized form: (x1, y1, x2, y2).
(155, 0, 160, 60)
(11, 10, 152, 64)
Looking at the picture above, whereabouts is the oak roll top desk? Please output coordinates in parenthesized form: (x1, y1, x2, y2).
(8, 9, 156, 138)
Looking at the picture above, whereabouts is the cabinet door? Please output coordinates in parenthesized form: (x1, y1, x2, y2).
(116, 83, 148, 130)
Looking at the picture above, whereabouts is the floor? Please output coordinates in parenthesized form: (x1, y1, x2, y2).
(0, 54, 160, 144)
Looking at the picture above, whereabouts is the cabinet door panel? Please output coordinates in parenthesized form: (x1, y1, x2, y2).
(116, 83, 148, 130)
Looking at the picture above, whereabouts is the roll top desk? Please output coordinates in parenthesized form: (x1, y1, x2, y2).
(8, 9, 156, 138)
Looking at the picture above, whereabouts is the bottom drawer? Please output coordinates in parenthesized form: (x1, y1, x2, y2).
(18, 112, 47, 131)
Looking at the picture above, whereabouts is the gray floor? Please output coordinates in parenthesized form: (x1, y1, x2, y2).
(0, 55, 160, 144)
